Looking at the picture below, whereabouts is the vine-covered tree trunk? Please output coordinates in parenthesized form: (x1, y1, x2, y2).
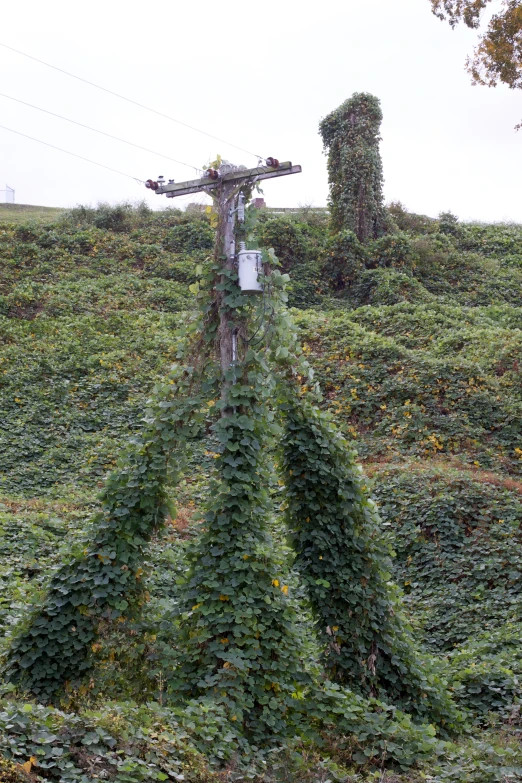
(320, 92, 386, 242)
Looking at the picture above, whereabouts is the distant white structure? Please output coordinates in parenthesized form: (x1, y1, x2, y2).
(0, 184, 14, 204)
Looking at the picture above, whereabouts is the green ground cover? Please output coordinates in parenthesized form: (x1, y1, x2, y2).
(1, 204, 522, 781)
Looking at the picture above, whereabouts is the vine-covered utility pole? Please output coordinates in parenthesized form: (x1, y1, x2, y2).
(5, 154, 457, 743)
(146, 160, 302, 400)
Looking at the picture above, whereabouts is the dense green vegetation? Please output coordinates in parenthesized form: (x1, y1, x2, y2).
(1, 201, 522, 781)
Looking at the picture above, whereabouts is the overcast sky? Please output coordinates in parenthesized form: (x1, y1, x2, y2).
(0, 0, 520, 221)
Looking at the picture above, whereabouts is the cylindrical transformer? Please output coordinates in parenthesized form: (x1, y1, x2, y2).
(237, 242, 263, 295)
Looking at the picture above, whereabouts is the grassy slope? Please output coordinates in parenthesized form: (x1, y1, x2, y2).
(0, 203, 64, 223)
(1, 205, 522, 781)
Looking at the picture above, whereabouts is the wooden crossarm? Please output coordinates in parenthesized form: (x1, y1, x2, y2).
(153, 161, 302, 198)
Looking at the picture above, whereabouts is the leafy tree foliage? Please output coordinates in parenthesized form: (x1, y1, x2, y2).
(431, 1, 522, 92)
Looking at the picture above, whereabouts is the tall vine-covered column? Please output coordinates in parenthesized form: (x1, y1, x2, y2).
(319, 92, 387, 242)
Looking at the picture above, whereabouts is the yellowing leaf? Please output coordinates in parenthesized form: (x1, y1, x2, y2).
(22, 757, 37, 773)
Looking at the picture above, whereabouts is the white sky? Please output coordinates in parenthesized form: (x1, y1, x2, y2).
(0, 0, 520, 221)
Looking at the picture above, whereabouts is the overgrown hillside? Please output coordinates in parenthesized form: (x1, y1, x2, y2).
(1, 202, 522, 782)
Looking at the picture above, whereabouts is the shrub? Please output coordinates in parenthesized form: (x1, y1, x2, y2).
(93, 203, 137, 232)
(256, 217, 311, 273)
(386, 201, 437, 235)
(162, 221, 214, 252)
(410, 232, 456, 275)
(258, 216, 324, 307)
(351, 268, 434, 306)
(60, 202, 156, 233)
(367, 232, 415, 271)
(438, 211, 460, 237)
(320, 230, 366, 291)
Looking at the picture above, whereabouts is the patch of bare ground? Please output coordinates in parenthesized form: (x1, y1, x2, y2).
(363, 456, 522, 495)
(0, 497, 88, 514)
(169, 504, 198, 538)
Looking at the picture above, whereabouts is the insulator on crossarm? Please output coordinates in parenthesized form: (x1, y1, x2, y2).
(265, 157, 279, 168)
(206, 168, 219, 180)
(145, 179, 159, 190)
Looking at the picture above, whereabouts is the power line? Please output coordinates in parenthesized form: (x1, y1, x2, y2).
(0, 91, 200, 173)
(0, 41, 263, 161)
(0, 124, 144, 183)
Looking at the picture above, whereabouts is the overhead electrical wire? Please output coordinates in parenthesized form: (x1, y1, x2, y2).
(0, 41, 263, 161)
(0, 91, 201, 173)
(0, 124, 145, 183)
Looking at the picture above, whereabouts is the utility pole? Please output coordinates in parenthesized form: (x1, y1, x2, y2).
(146, 160, 302, 407)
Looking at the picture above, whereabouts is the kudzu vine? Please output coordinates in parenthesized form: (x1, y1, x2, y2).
(266, 305, 460, 730)
(167, 350, 309, 742)
(320, 92, 387, 242)
(3, 362, 207, 701)
(279, 391, 459, 728)
(2, 189, 460, 765)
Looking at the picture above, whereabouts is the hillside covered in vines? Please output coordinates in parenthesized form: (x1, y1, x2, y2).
(1, 201, 522, 782)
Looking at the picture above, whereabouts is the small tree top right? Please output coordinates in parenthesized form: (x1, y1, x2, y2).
(431, 0, 522, 91)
